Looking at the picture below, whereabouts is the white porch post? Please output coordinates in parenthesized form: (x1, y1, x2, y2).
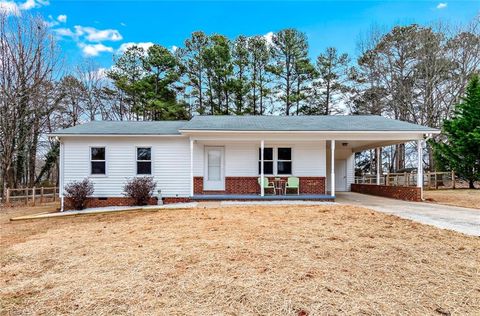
(417, 139, 424, 198)
(376, 147, 381, 185)
(190, 138, 194, 197)
(331, 140, 335, 196)
(260, 140, 265, 197)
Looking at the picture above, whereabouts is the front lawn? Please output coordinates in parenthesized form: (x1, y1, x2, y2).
(1, 205, 478, 315)
(424, 189, 480, 209)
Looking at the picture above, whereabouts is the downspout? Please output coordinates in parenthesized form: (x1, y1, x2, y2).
(59, 139, 65, 212)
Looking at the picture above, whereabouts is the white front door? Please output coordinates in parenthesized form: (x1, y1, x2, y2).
(204, 146, 225, 191)
(335, 159, 347, 192)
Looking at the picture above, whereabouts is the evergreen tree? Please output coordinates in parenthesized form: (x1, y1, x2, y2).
(247, 36, 271, 115)
(432, 74, 480, 189)
(267, 29, 310, 115)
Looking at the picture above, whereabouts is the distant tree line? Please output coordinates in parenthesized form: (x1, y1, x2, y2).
(0, 12, 479, 192)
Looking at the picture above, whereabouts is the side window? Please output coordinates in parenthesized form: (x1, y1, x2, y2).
(137, 147, 152, 175)
(277, 148, 292, 175)
(258, 147, 273, 175)
(91, 147, 106, 175)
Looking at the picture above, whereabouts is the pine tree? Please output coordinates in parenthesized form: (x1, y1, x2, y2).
(432, 74, 480, 189)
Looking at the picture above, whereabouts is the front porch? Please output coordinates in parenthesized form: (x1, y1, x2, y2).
(191, 193, 335, 201)
(185, 130, 432, 202)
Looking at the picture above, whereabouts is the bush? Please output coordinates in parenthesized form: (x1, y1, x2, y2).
(64, 178, 94, 210)
(123, 176, 157, 206)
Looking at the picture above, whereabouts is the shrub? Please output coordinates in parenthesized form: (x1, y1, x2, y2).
(123, 176, 157, 206)
(64, 178, 94, 210)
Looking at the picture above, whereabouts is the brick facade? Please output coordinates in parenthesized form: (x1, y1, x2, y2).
(351, 184, 422, 202)
(194, 176, 326, 195)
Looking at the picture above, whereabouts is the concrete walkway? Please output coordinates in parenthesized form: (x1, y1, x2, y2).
(336, 192, 480, 236)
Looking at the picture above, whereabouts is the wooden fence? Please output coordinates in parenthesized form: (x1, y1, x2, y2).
(355, 171, 459, 189)
(1, 187, 59, 206)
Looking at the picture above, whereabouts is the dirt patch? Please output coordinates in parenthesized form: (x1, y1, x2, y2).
(424, 189, 480, 209)
(1, 205, 479, 315)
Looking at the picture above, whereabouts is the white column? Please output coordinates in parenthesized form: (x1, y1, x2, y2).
(260, 140, 265, 196)
(376, 147, 381, 185)
(331, 140, 335, 196)
(417, 140, 424, 198)
(190, 138, 194, 197)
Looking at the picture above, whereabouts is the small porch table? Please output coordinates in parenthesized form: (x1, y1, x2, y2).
(273, 178, 286, 195)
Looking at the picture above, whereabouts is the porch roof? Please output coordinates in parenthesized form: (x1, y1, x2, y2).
(180, 115, 439, 133)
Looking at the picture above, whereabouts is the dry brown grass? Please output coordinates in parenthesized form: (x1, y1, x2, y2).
(424, 189, 480, 209)
(1, 205, 479, 315)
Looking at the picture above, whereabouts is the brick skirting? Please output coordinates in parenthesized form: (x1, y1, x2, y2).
(351, 184, 422, 202)
(65, 197, 158, 210)
(163, 197, 192, 204)
(194, 176, 326, 195)
(65, 196, 192, 209)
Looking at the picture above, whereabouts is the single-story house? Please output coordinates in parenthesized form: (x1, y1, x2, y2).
(50, 115, 440, 209)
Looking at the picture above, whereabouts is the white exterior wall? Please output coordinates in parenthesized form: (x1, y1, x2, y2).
(193, 141, 326, 177)
(62, 136, 190, 197)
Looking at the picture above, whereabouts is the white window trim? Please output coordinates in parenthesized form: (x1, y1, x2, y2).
(259, 147, 274, 175)
(258, 146, 293, 176)
(136, 146, 153, 175)
(90, 146, 107, 177)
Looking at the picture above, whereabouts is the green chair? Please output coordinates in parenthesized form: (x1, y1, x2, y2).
(285, 176, 300, 195)
(258, 177, 275, 195)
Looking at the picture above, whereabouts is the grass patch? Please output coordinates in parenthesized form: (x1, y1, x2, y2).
(424, 189, 480, 209)
(1, 205, 479, 314)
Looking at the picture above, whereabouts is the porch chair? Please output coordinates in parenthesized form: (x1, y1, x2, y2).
(258, 177, 275, 195)
(285, 176, 300, 195)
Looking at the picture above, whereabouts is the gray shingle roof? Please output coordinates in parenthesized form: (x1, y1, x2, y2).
(180, 115, 438, 132)
(50, 120, 187, 135)
(50, 116, 439, 136)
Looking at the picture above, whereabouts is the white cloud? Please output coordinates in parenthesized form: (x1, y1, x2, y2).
(171, 45, 178, 52)
(264, 31, 274, 46)
(0, 0, 48, 16)
(117, 41, 154, 53)
(436, 2, 447, 9)
(44, 14, 66, 27)
(74, 25, 122, 42)
(19, 0, 48, 10)
(54, 27, 75, 38)
(120, 22, 126, 27)
(79, 43, 113, 57)
(0, 1, 20, 15)
(57, 14, 67, 23)
(53, 25, 123, 44)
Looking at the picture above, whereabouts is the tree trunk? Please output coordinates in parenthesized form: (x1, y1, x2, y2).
(469, 179, 475, 189)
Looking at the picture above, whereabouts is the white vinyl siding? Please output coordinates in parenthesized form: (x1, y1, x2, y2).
(63, 137, 190, 197)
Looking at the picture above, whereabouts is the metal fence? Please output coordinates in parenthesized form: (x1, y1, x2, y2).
(1, 187, 59, 206)
(355, 171, 460, 189)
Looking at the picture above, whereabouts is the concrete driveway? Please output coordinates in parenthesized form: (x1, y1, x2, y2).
(336, 192, 480, 236)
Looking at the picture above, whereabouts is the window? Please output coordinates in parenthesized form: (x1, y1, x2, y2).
(277, 148, 292, 175)
(91, 147, 106, 175)
(136, 147, 152, 175)
(258, 147, 273, 174)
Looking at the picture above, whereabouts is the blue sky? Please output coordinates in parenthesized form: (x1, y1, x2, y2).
(2, 0, 479, 70)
